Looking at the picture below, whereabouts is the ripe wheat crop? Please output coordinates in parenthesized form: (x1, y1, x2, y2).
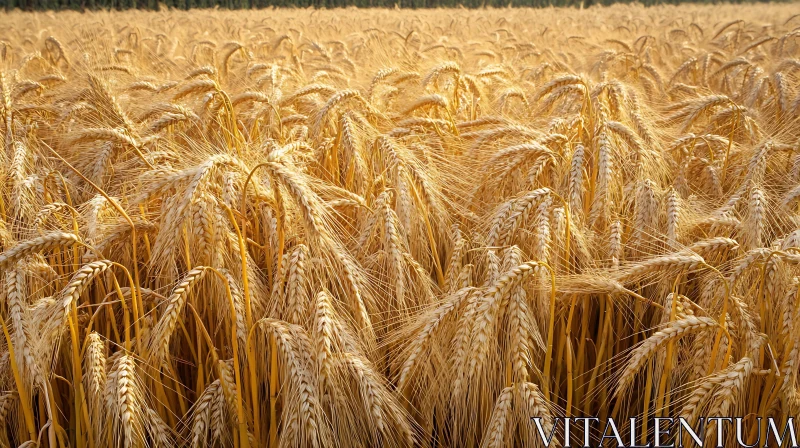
(0, 4, 799, 447)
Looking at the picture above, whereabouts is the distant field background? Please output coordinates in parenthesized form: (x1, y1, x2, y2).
(0, 0, 791, 11)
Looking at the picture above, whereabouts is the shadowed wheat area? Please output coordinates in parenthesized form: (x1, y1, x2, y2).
(0, 4, 799, 447)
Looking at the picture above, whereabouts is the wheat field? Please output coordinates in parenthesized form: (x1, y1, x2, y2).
(0, 4, 799, 447)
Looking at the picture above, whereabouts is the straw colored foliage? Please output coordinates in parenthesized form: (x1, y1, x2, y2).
(0, 4, 798, 447)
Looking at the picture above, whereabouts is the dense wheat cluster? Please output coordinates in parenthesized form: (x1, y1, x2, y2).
(0, 4, 799, 447)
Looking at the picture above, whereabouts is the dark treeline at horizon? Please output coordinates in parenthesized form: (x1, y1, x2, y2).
(1, 0, 786, 11)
